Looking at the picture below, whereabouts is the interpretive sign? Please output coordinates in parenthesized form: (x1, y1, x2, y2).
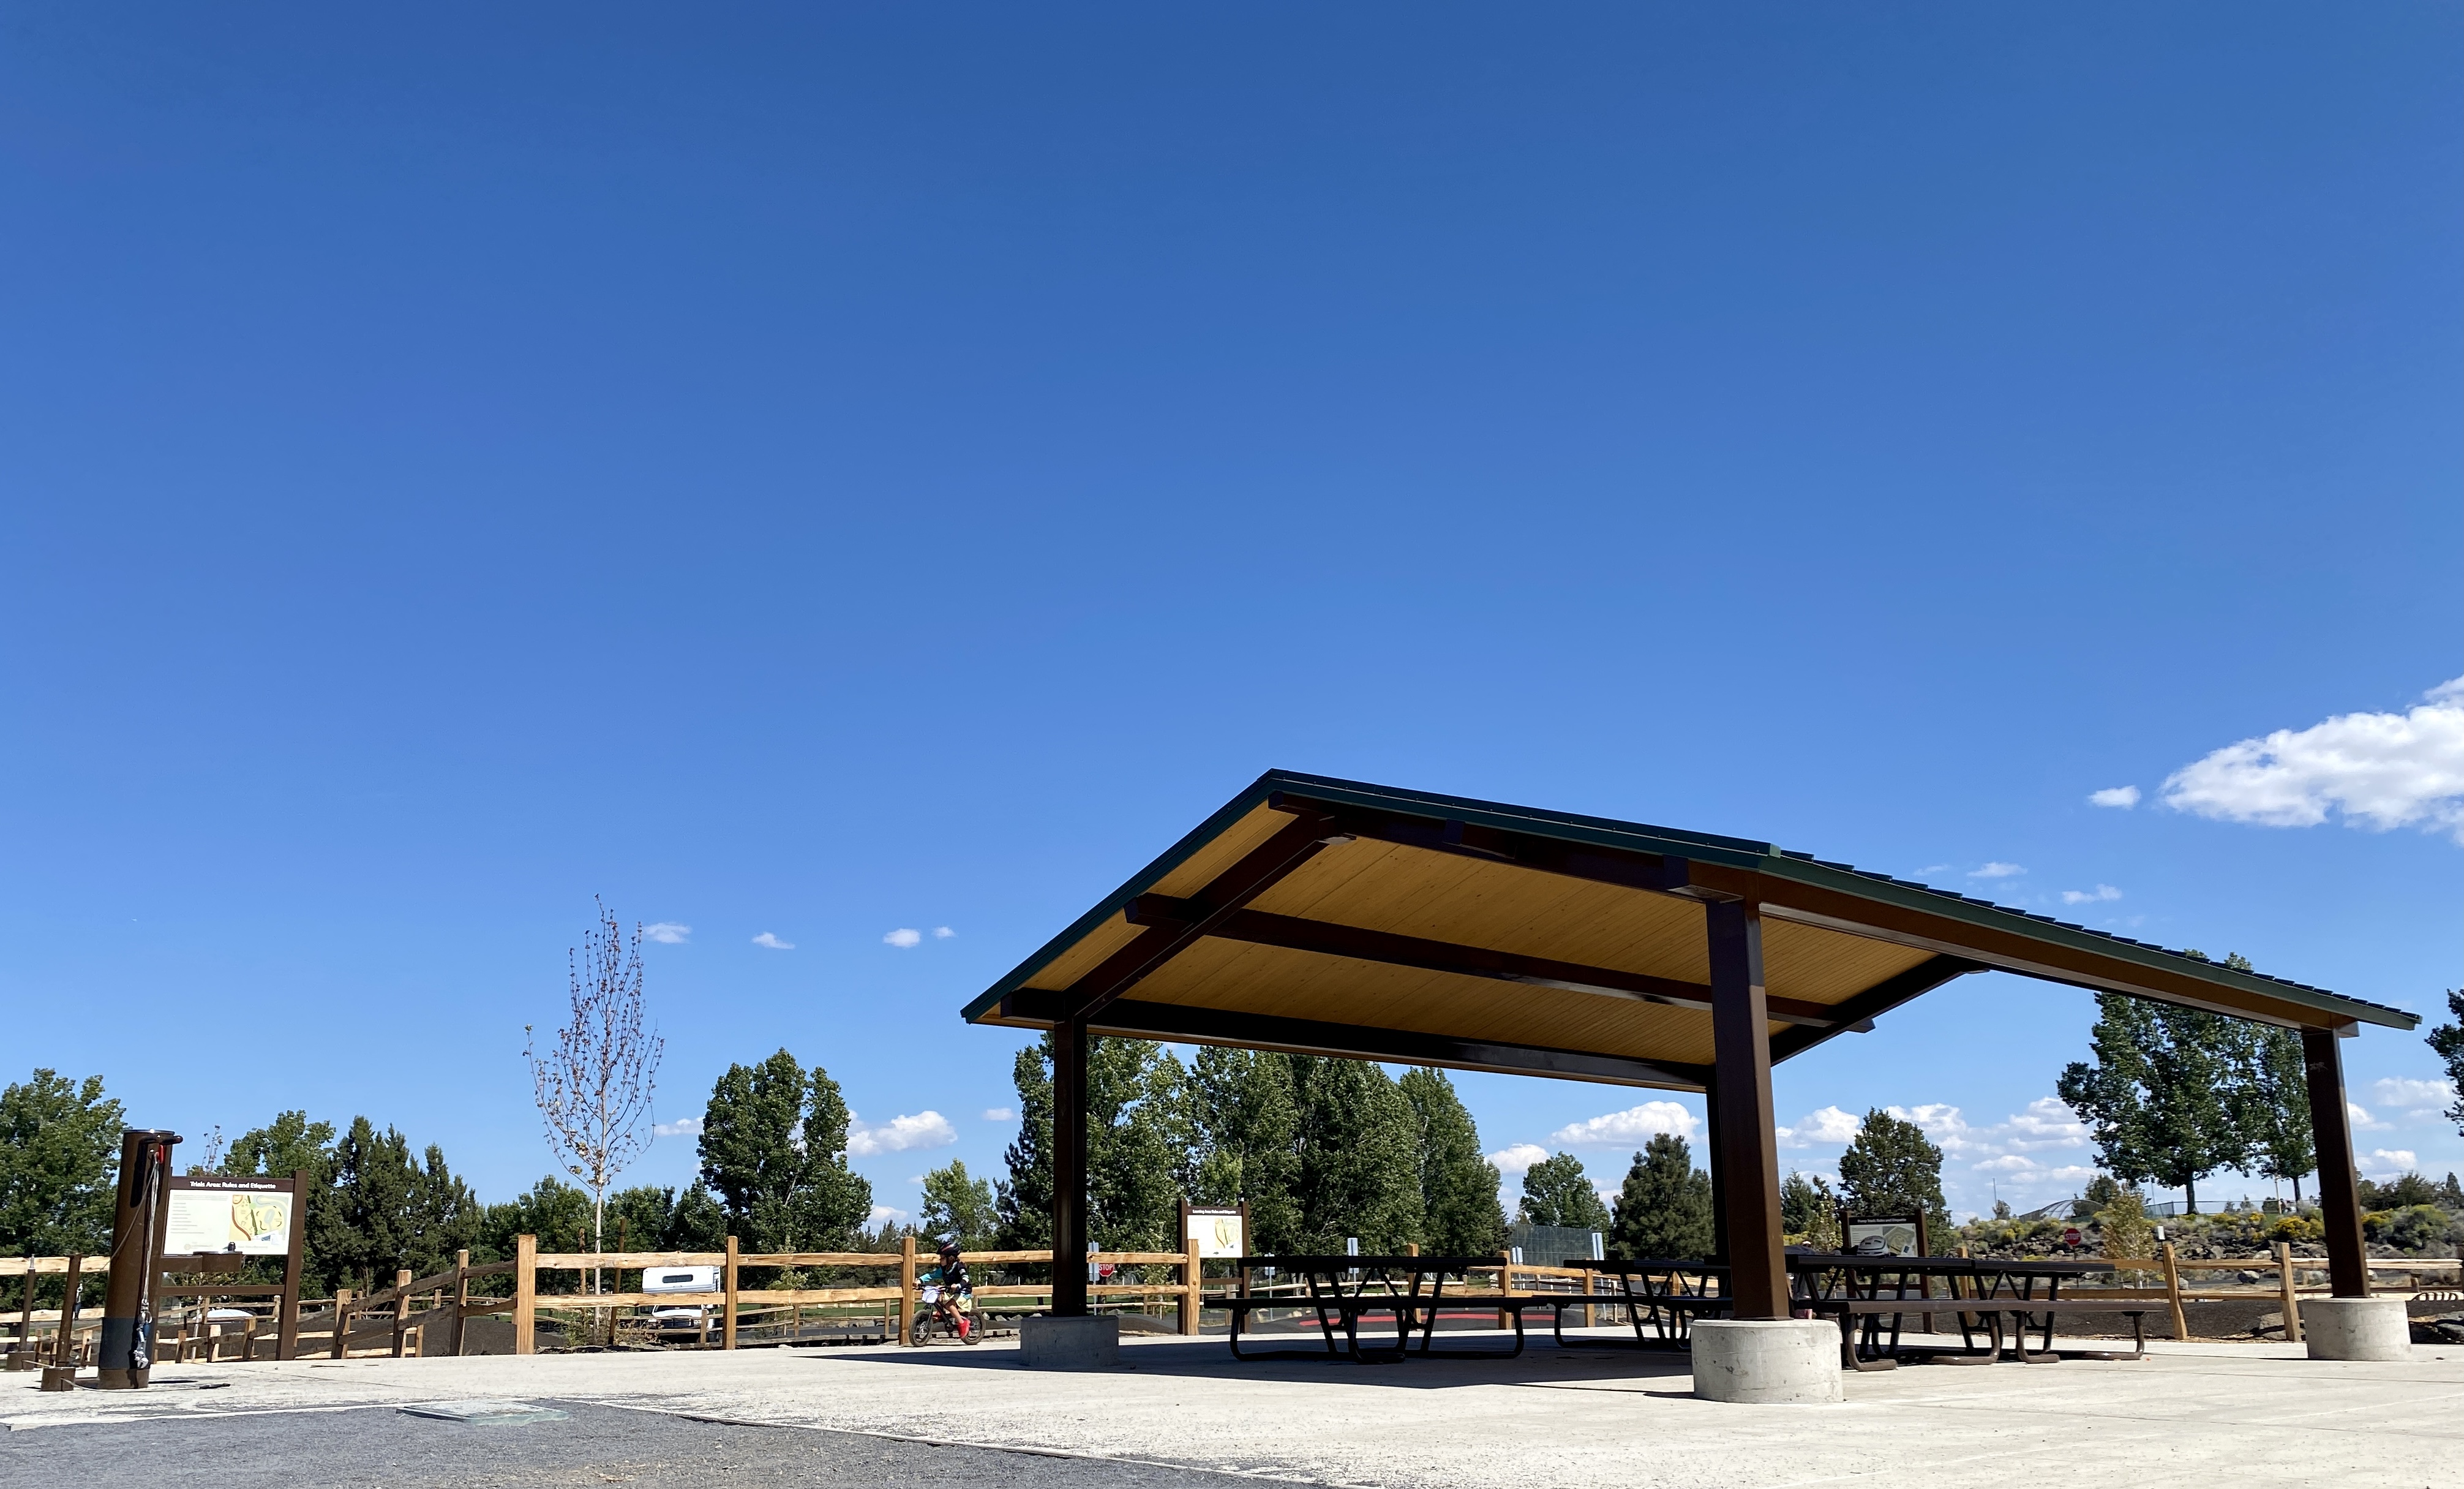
(160, 1175, 300, 1257)
(1185, 1205, 1245, 1259)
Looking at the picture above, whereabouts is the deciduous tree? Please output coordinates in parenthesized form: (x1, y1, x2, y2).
(2057, 990, 2249, 1214)
(1519, 1152, 1611, 1232)
(920, 1160, 997, 1251)
(527, 900, 665, 1280)
(696, 1050, 872, 1253)
(0, 1069, 123, 1258)
(1400, 1067, 1506, 1257)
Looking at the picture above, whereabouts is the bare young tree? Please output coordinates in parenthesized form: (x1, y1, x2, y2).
(527, 898, 665, 1297)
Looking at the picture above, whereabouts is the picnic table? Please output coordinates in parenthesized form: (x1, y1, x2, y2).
(1222, 1255, 1566, 1363)
(1558, 1254, 2142, 1369)
(1787, 1253, 2139, 1368)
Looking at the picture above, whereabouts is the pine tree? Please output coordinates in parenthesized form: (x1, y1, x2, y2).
(1400, 1067, 1506, 1257)
(1838, 1109, 1948, 1240)
(2057, 992, 2251, 1213)
(1609, 1135, 1714, 1260)
(1780, 1170, 1837, 1244)
(1519, 1152, 1611, 1231)
(2430, 990, 2464, 1138)
(994, 1040, 1054, 1249)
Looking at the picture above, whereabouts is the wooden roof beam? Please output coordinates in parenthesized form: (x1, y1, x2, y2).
(1767, 954, 1985, 1064)
(1125, 896, 1867, 1030)
(996, 989, 1714, 1091)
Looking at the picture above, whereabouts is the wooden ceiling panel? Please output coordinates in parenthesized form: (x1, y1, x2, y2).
(1250, 839, 1715, 984)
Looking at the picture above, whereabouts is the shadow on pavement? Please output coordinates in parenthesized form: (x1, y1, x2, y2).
(816, 1332, 1700, 1390)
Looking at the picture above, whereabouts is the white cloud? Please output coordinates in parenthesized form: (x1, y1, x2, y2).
(1969, 862, 2026, 879)
(1549, 1101, 1700, 1147)
(1972, 1155, 2039, 1175)
(866, 1205, 909, 1225)
(2370, 1076, 2458, 1120)
(2162, 677, 2464, 843)
(982, 1106, 1016, 1122)
(846, 1110, 958, 1155)
(652, 1116, 704, 1138)
(1487, 1143, 1551, 1175)
(2361, 1148, 2419, 1177)
(2348, 1101, 2391, 1131)
(641, 922, 691, 944)
(883, 927, 923, 948)
(2060, 884, 2123, 905)
(751, 932, 794, 950)
(2088, 786, 2141, 809)
(933, 926, 956, 940)
(1884, 1098, 2089, 1164)
(1776, 1106, 1862, 1148)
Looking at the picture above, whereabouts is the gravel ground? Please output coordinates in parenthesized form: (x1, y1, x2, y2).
(0, 1399, 1226, 1489)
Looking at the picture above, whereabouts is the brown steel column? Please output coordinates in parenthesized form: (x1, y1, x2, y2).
(1702, 1073, 1729, 1264)
(2299, 1027, 2370, 1299)
(1706, 902, 1786, 1319)
(1050, 1020, 1091, 1317)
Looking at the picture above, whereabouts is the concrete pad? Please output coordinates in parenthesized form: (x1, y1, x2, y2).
(1021, 1314, 1119, 1370)
(5, 1328, 2461, 1487)
(2304, 1297, 2413, 1362)
(1688, 1317, 1841, 1403)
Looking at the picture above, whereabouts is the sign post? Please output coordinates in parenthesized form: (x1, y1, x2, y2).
(98, 1129, 180, 1390)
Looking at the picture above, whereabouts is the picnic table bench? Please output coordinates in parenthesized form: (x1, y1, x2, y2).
(1222, 1255, 1565, 1362)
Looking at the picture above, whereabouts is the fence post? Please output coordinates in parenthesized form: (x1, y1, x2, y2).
(1495, 1250, 1512, 1333)
(513, 1235, 536, 1356)
(392, 1269, 412, 1357)
(898, 1234, 917, 1346)
(2160, 1241, 2187, 1342)
(450, 1250, 470, 1357)
(722, 1235, 738, 1350)
(2274, 1241, 2304, 1344)
(1181, 1226, 1203, 1336)
(330, 1287, 352, 1360)
(56, 1256, 83, 1369)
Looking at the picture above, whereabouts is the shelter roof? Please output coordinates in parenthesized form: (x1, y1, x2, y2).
(962, 771, 2416, 1090)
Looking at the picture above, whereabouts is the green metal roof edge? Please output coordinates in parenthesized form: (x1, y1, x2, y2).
(961, 769, 2421, 1033)
(1750, 854, 2418, 1032)
(958, 772, 1291, 1023)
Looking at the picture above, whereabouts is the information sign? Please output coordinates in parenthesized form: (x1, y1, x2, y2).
(160, 1175, 300, 1257)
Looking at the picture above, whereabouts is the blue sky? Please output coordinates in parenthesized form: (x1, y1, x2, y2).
(5, 4, 2457, 1226)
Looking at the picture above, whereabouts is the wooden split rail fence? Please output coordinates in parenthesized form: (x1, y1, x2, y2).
(9, 1243, 2455, 1365)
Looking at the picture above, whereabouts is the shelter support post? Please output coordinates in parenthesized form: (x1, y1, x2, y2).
(2299, 1028, 2368, 1299)
(1706, 902, 1786, 1321)
(2296, 1025, 2411, 1359)
(1051, 1018, 1090, 1317)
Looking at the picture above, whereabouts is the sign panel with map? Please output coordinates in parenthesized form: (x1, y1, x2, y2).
(160, 1175, 300, 1257)
(1185, 1205, 1245, 1259)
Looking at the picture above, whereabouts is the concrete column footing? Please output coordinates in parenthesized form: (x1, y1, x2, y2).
(1690, 1318, 1842, 1403)
(1021, 1313, 1120, 1370)
(2302, 1298, 2411, 1362)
